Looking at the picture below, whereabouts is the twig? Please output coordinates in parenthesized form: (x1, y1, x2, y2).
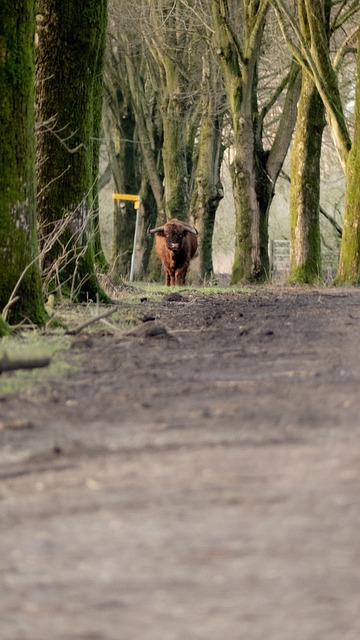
(1, 296, 20, 322)
(65, 307, 118, 336)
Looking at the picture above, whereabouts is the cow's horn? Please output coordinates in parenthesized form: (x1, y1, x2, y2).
(149, 225, 165, 234)
(182, 223, 198, 235)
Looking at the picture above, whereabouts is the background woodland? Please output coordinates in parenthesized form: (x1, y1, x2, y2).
(0, 0, 359, 333)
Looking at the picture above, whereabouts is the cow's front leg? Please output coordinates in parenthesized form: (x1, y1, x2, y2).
(175, 264, 189, 285)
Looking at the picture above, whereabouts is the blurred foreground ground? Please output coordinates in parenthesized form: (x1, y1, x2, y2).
(1, 286, 360, 640)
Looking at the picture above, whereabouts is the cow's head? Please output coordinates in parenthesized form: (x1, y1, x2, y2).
(150, 219, 198, 253)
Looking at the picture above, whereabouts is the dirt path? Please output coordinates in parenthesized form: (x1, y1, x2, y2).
(1, 286, 360, 640)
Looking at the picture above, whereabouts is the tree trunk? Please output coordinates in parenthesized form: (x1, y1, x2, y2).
(162, 94, 190, 221)
(336, 26, 360, 283)
(146, 1, 195, 224)
(36, 0, 109, 302)
(123, 53, 164, 217)
(303, 0, 351, 172)
(230, 120, 260, 282)
(211, 0, 271, 283)
(103, 97, 138, 276)
(91, 15, 108, 271)
(0, 0, 45, 325)
(289, 70, 325, 283)
(133, 176, 159, 279)
(190, 57, 224, 280)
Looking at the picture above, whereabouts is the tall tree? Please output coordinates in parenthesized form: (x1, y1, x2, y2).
(0, 0, 45, 328)
(102, 76, 138, 276)
(271, 0, 360, 283)
(190, 51, 225, 279)
(288, 0, 329, 283)
(210, 0, 300, 283)
(36, 0, 109, 301)
(289, 71, 325, 283)
(91, 5, 109, 272)
(337, 24, 360, 283)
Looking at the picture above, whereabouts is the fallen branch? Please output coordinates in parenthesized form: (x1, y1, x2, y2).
(0, 355, 51, 372)
(65, 306, 118, 336)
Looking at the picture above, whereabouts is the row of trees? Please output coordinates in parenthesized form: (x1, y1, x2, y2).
(0, 1, 359, 334)
(104, 0, 359, 284)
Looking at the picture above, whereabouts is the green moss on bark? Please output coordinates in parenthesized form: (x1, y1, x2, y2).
(162, 104, 190, 221)
(288, 70, 324, 284)
(230, 158, 256, 284)
(335, 27, 360, 284)
(191, 105, 224, 280)
(36, 0, 109, 301)
(0, 0, 45, 324)
(0, 316, 10, 337)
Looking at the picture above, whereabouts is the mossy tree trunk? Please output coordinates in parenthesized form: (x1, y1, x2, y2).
(190, 56, 225, 280)
(133, 177, 159, 280)
(162, 91, 191, 221)
(102, 94, 138, 276)
(191, 115, 224, 280)
(288, 0, 327, 284)
(301, 0, 351, 172)
(91, 16, 108, 271)
(336, 25, 360, 283)
(36, 0, 109, 302)
(289, 73, 325, 283)
(271, 0, 352, 171)
(211, 0, 266, 282)
(272, 0, 360, 283)
(211, 0, 300, 283)
(0, 0, 45, 325)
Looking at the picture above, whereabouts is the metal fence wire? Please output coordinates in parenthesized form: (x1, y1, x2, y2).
(269, 240, 339, 281)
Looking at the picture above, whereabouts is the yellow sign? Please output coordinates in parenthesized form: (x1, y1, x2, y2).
(112, 193, 139, 202)
(112, 193, 140, 211)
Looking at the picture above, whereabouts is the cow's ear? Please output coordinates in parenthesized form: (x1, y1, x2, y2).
(156, 229, 166, 237)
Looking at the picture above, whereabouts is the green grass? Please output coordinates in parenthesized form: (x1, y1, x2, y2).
(0, 332, 74, 396)
(0, 283, 257, 396)
(120, 281, 256, 302)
